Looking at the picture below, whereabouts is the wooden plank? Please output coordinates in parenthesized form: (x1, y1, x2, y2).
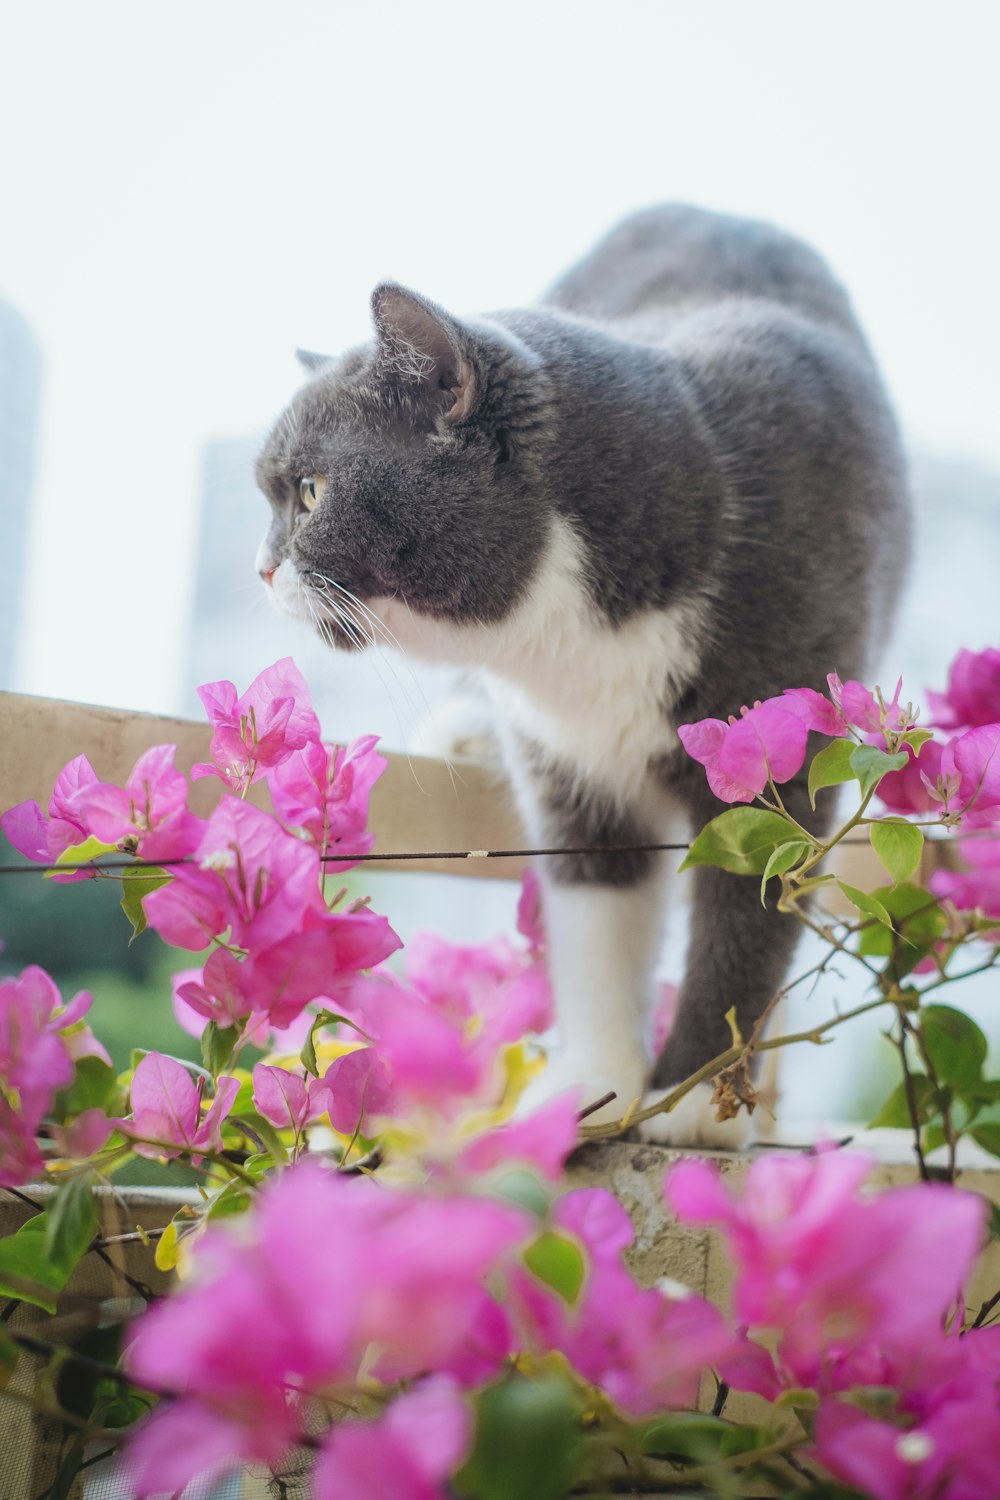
(0, 691, 527, 881)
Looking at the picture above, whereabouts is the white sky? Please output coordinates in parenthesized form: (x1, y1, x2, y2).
(3, 0, 999, 715)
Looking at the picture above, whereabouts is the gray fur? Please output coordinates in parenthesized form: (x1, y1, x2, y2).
(257, 203, 910, 1096)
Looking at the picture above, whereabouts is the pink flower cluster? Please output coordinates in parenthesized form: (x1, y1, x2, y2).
(877, 646, 1000, 919)
(0, 967, 106, 1185)
(677, 672, 905, 804)
(325, 927, 553, 1138)
(122, 1159, 735, 1497)
(668, 1149, 999, 1500)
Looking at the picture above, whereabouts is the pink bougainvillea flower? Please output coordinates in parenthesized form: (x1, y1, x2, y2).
(124, 1163, 530, 1494)
(144, 799, 325, 952)
(786, 674, 907, 740)
(0, 967, 94, 1184)
(677, 697, 809, 803)
(516, 868, 546, 958)
(927, 645, 1000, 732)
(251, 1062, 330, 1134)
(327, 975, 483, 1125)
(240, 905, 401, 1028)
(268, 732, 386, 869)
(1, 753, 101, 880)
(876, 738, 945, 816)
(666, 1151, 985, 1394)
(128, 1052, 238, 1161)
(76, 744, 203, 862)
(324, 1045, 395, 1135)
(172, 948, 251, 1030)
(931, 837, 1000, 921)
(814, 1360, 1000, 1500)
(456, 1091, 582, 1182)
(405, 929, 553, 1042)
(942, 722, 1000, 823)
(512, 1187, 732, 1414)
(192, 657, 321, 792)
(312, 1379, 471, 1500)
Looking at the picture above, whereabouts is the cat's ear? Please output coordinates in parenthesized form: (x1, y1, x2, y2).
(370, 283, 477, 422)
(296, 348, 332, 374)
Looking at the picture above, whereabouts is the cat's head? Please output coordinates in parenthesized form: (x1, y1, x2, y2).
(255, 285, 551, 654)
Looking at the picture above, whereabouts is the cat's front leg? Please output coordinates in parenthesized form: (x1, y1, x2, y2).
(511, 768, 671, 1126)
(520, 874, 669, 1123)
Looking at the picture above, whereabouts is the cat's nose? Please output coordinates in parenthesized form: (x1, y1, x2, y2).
(255, 539, 278, 586)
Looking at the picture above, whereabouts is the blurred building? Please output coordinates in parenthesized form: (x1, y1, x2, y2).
(0, 299, 42, 688)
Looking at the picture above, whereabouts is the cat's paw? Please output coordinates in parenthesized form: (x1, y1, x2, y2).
(637, 1081, 751, 1151)
(517, 1051, 647, 1128)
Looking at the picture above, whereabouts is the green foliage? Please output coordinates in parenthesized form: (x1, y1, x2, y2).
(857, 883, 947, 978)
(300, 1009, 360, 1076)
(921, 1005, 988, 1090)
(44, 1173, 98, 1276)
(456, 1375, 584, 1500)
(808, 738, 858, 806)
(120, 866, 170, 941)
(0, 1208, 89, 1314)
(490, 1169, 550, 1220)
(870, 820, 924, 885)
(869, 1074, 937, 1129)
(54, 1054, 120, 1120)
(849, 745, 909, 800)
(522, 1231, 585, 1304)
(46, 836, 118, 874)
(836, 880, 891, 930)
(760, 839, 810, 902)
(201, 1020, 238, 1075)
(681, 808, 798, 876)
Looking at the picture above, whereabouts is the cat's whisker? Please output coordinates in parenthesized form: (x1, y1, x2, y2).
(309, 572, 439, 735)
(307, 589, 433, 791)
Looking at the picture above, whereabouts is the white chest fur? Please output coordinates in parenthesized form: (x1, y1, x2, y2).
(476, 518, 701, 803)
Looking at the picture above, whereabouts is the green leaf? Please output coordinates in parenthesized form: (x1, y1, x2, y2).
(808, 738, 858, 807)
(456, 1376, 583, 1500)
(970, 1122, 1000, 1160)
(44, 1174, 98, 1277)
(54, 1055, 120, 1121)
(490, 1169, 550, 1220)
(837, 879, 892, 928)
(921, 1005, 988, 1090)
(681, 808, 798, 876)
(523, 1231, 585, 1305)
(759, 839, 810, 903)
(850, 745, 909, 800)
(640, 1412, 729, 1460)
(229, 1112, 289, 1166)
(120, 867, 170, 940)
(856, 883, 947, 976)
(0, 1216, 70, 1313)
(921, 1120, 949, 1156)
(44, 835, 118, 876)
(868, 1074, 936, 1129)
(300, 1009, 359, 1077)
(870, 820, 924, 885)
(201, 1021, 238, 1076)
(901, 728, 936, 753)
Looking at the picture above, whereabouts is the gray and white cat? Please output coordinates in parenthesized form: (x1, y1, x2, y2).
(255, 204, 910, 1145)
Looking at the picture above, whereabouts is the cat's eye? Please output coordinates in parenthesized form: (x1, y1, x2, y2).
(299, 475, 327, 512)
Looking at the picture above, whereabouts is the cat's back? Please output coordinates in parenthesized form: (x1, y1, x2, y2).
(543, 203, 862, 341)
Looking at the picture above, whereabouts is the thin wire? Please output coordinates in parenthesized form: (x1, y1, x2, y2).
(0, 831, 973, 877)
